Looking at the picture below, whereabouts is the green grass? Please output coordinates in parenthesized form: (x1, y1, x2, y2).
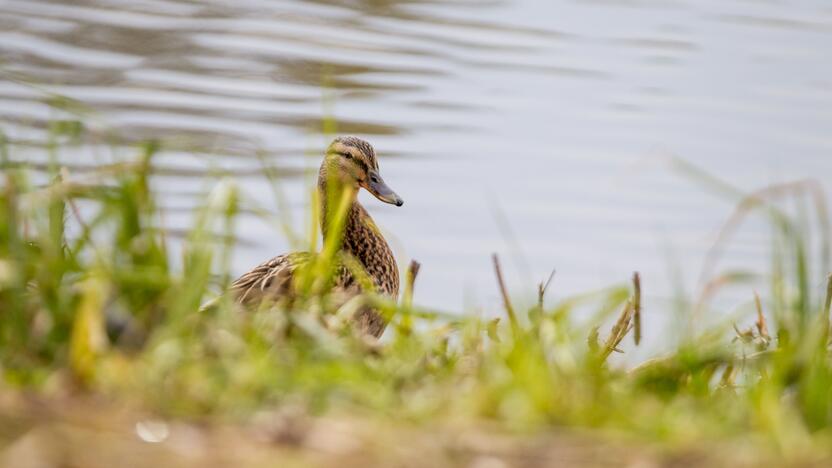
(2, 123, 832, 466)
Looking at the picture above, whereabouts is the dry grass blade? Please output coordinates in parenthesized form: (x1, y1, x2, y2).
(402, 260, 421, 309)
(397, 260, 421, 335)
(632, 272, 641, 346)
(732, 323, 754, 343)
(719, 364, 735, 388)
(754, 291, 769, 340)
(537, 268, 556, 311)
(601, 299, 633, 362)
(492, 254, 518, 330)
(695, 179, 830, 316)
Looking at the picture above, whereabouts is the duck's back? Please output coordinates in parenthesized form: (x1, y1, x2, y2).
(230, 252, 313, 306)
(230, 251, 358, 305)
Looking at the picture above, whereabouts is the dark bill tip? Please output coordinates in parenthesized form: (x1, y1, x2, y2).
(366, 172, 403, 207)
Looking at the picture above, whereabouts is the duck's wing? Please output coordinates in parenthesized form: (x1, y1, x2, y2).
(230, 252, 313, 305)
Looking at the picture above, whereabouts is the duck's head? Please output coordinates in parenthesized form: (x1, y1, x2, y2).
(322, 136, 403, 207)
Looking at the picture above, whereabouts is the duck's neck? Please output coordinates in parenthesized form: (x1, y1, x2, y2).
(317, 175, 399, 297)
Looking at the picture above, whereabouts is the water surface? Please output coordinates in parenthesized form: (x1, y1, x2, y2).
(2, 0, 831, 335)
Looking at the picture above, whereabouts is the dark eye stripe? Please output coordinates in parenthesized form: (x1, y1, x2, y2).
(337, 151, 370, 173)
(355, 159, 369, 173)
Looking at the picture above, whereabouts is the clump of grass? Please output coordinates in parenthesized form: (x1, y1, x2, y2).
(2, 123, 832, 465)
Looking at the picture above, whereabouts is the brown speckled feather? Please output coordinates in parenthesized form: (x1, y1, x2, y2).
(230, 252, 311, 306)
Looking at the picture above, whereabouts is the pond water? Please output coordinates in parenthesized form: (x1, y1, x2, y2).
(2, 0, 832, 331)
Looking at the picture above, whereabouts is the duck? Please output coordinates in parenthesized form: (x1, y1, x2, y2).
(229, 136, 403, 338)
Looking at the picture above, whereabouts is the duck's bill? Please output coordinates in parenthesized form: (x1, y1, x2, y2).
(365, 172, 404, 207)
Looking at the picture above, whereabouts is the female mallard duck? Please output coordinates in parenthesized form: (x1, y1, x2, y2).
(230, 136, 403, 337)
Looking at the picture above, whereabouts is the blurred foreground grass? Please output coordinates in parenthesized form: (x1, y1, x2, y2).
(1, 123, 832, 468)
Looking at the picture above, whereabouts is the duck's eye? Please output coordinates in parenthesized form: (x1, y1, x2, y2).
(340, 152, 353, 160)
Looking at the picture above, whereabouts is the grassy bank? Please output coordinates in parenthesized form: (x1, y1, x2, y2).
(1, 127, 832, 467)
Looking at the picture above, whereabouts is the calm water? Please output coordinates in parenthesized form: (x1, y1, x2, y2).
(2, 0, 832, 327)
